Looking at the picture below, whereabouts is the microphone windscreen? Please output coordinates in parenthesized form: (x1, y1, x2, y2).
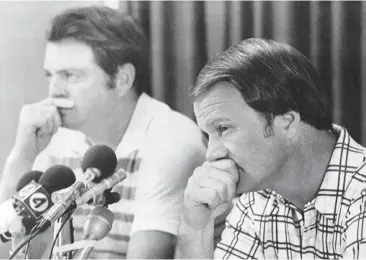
(103, 189, 120, 205)
(16, 171, 43, 191)
(84, 206, 114, 240)
(81, 145, 117, 181)
(39, 165, 76, 194)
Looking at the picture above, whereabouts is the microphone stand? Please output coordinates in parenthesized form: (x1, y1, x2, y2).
(71, 205, 114, 259)
(52, 203, 76, 260)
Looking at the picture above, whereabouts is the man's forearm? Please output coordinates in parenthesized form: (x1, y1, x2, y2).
(0, 147, 36, 202)
(175, 219, 215, 259)
(127, 230, 176, 259)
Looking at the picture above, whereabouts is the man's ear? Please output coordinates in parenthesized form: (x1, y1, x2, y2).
(273, 111, 300, 139)
(114, 63, 136, 97)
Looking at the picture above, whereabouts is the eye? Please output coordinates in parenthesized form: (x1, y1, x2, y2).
(66, 73, 78, 82)
(61, 71, 80, 83)
(44, 71, 52, 82)
(218, 125, 229, 135)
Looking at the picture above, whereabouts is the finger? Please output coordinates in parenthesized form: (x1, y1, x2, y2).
(193, 165, 237, 202)
(50, 98, 74, 109)
(207, 174, 236, 200)
(194, 166, 237, 191)
(185, 185, 220, 209)
(43, 106, 61, 134)
(206, 159, 237, 175)
(205, 159, 239, 183)
(191, 176, 230, 204)
(39, 110, 54, 134)
(50, 106, 62, 133)
(195, 165, 236, 186)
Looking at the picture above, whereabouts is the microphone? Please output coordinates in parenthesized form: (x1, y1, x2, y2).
(16, 166, 75, 233)
(72, 206, 114, 259)
(15, 171, 43, 192)
(10, 166, 75, 259)
(76, 168, 127, 206)
(81, 145, 117, 183)
(0, 171, 43, 242)
(36, 145, 117, 232)
(0, 167, 75, 243)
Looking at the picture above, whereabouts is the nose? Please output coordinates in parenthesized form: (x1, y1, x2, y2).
(49, 76, 67, 98)
(205, 137, 229, 162)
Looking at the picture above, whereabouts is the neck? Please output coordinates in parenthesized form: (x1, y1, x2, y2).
(269, 125, 337, 210)
(78, 90, 139, 150)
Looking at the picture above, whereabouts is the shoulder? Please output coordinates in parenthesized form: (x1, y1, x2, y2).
(343, 157, 366, 203)
(143, 97, 206, 153)
(344, 162, 366, 208)
(336, 159, 366, 229)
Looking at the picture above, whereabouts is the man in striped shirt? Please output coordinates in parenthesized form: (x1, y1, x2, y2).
(176, 38, 366, 259)
(0, 6, 206, 259)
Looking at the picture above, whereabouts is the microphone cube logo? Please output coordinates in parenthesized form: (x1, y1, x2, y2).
(29, 193, 49, 212)
(13, 182, 53, 219)
(17, 181, 38, 197)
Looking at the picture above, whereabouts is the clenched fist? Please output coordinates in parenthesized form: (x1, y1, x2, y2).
(182, 159, 239, 229)
(14, 98, 67, 158)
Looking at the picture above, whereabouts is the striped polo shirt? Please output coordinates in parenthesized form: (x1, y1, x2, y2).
(31, 93, 206, 259)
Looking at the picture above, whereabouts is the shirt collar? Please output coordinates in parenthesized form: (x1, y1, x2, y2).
(313, 124, 365, 218)
(115, 92, 156, 153)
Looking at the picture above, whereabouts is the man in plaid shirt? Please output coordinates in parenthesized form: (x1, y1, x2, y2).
(176, 38, 366, 259)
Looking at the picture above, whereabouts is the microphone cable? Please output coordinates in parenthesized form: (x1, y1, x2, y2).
(24, 225, 38, 259)
(48, 203, 77, 259)
(8, 203, 77, 259)
(8, 227, 41, 259)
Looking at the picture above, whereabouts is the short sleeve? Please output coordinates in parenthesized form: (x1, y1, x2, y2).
(130, 112, 206, 235)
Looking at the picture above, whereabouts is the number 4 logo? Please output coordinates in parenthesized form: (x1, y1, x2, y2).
(29, 193, 49, 212)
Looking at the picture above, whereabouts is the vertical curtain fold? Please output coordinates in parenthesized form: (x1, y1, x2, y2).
(149, 1, 174, 102)
(331, 1, 345, 127)
(120, 0, 366, 145)
(343, 3, 362, 141)
(361, 2, 366, 144)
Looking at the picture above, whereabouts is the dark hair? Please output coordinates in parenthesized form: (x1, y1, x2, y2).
(47, 6, 149, 94)
(191, 38, 333, 135)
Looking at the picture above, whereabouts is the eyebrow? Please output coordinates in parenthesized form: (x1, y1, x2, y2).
(43, 68, 84, 75)
(206, 117, 231, 126)
(199, 118, 231, 134)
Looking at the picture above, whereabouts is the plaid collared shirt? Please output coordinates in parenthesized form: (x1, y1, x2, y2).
(215, 125, 366, 259)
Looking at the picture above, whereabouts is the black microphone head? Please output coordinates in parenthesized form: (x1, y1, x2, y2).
(83, 206, 114, 240)
(16, 170, 44, 191)
(103, 189, 120, 205)
(81, 145, 117, 182)
(38, 165, 76, 194)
